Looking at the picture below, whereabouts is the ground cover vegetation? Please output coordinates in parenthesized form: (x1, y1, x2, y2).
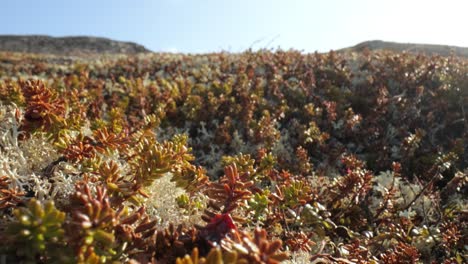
(0, 49, 466, 263)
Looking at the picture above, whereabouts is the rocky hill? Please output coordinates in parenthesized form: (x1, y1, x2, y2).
(2, 36, 468, 59)
(341, 40, 468, 57)
(0, 35, 151, 55)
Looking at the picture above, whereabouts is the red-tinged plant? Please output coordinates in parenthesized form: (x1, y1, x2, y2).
(56, 133, 96, 163)
(328, 155, 373, 212)
(152, 224, 202, 262)
(0, 176, 25, 210)
(440, 222, 462, 253)
(294, 146, 313, 175)
(200, 212, 238, 243)
(67, 183, 121, 262)
(284, 231, 316, 252)
(19, 79, 66, 134)
(220, 228, 289, 264)
(199, 164, 255, 243)
(92, 127, 130, 154)
(379, 242, 421, 264)
(341, 240, 373, 264)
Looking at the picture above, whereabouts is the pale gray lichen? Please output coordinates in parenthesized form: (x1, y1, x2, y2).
(145, 173, 206, 228)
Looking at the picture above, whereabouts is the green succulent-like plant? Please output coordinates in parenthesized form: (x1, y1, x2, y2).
(222, 153, 256, 177)
(135, 139, 171, 179)
(279, 179, 312, 209)
(7, 198, 66, 262)
(248, 190, 270, 221)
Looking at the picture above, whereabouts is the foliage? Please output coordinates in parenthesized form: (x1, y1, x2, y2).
(0, 49, 467, 263)
(6, 199, 67, 263)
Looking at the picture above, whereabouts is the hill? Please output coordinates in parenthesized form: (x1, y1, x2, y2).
(341, 40, 468, 57)
(3, 36, 468, 58)
(0, 35, 150, 55)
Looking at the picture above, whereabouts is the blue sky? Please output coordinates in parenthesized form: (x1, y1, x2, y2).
(1, 0, 467, 53)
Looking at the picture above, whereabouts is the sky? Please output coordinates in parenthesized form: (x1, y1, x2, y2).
(1, 0, 467, 53)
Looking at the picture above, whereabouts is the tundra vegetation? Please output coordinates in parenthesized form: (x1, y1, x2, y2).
(0, 49, 466, 263)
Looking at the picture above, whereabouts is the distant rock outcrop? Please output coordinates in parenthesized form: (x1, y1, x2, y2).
(0, 35, 151, 55)
(340, 40, 468, 57)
